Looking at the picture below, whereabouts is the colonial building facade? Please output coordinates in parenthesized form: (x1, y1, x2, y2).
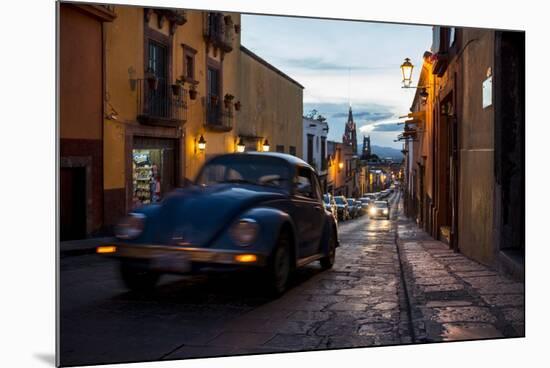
(402, 26, 524, 279)
(59, 4, 305, 238)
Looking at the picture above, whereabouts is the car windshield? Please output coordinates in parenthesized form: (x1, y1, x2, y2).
(334, 196, 345, 205)
(360, 198, 369, 203)
(375, 201, 388, 208)
(323, 194, 330, 203)
(196, 155, 291, 191)
(347, 199, 354, 205)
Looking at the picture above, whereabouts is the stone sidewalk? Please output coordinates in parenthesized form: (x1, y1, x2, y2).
(396, 217, 525, 343)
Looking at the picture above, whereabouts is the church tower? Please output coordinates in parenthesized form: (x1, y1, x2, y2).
(342, 105, 358, 154)
(362, 135, 371, 159)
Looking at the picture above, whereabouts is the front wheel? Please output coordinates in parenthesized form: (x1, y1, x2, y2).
(320, 228, 336, 270)
(266, 231, 292, 296)
(120, 260, 160, 293)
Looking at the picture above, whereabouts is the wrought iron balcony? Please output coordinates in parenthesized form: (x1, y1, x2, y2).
(205, 94, 233, 132)
(136, 78, 187, 127)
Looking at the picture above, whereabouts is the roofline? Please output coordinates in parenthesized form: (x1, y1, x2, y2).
(240, 45, 305, 89)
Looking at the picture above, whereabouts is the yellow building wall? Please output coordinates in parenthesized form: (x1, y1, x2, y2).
(238, 50, 304, 158)
(103, 6, 242, 190)
(103, 5, 144, 190)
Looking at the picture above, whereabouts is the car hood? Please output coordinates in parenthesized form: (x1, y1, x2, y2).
(136, 184, 286, 247)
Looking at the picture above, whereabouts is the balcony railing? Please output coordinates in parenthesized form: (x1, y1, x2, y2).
(137, 78, 187, 127)
(205, 94, 233, 132)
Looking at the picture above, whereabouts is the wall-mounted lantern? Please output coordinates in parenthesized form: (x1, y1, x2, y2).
(262, 139, 270, 152)
(338, 162, 344, 170)
(236, 137, 245, 153)
(400, 58, 414, 88)
(196, 134, 206, 153)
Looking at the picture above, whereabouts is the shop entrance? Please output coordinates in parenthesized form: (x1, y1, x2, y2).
(132, 137, 177, 208)
(60, 167, 87, 241)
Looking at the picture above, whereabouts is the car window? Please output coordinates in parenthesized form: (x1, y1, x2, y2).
(294, 167, 314, 199)
(311, 172, 322, 201)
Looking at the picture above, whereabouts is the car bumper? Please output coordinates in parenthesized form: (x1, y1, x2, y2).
(97, 243, 268, 273)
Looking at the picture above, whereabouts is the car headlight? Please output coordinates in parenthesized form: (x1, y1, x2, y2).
(383, 209, 389, 214)
(230, 218, 259, 246)
(369, 207, 377, 215)
(115, 213, 146, 239)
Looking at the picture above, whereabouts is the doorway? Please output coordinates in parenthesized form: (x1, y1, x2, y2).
(60, 167, 87, 241)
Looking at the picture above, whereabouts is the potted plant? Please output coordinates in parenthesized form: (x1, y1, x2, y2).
(224, 94, 234, 109)
(145, 68, 158, 90)
(234, 100, 241, 111)
(234, 24, 241, 34)
(189, 82, 198, 100)
(171, 77, 185, 96)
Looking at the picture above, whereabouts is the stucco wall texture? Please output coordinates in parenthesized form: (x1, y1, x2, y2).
(456, 29, 495, 265)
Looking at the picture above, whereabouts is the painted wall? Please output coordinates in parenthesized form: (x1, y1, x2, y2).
(238, 49, 303, 158)
(302, 117, 328, 172)
(60, 4, 103, 141)
(59, 4, 108, 236)
(455, 29, 495, 265)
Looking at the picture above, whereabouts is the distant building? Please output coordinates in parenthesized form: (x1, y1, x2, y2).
(303, 116, 329, 190)
(361, 135, 371, 160)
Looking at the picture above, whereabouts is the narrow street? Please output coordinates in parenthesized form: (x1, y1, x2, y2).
(60, 193, 524, 366)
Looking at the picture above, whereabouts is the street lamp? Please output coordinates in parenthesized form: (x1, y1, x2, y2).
(262, 139, 270, 152)
(400, 58, 414, 88)
(236, 137, 245, 153)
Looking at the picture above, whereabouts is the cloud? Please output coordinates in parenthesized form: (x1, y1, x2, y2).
(282, 57, 393, 71)
(332, 111, 393, 122)
(359, 120, 404, 133)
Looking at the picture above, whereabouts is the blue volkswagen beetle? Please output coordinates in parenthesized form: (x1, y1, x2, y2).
(99, 152, 339, 296)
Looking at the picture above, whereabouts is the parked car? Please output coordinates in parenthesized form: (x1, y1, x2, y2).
(98, 152, 339, 296)
(323, 193, 338, 222)
(346, 198, 362, 218)
(368, 200, 390, 219)
(353, 199, 364, 217)
(333, 195, 350, 221)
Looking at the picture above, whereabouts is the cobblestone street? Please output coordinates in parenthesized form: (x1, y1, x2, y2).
(60, 193, 524, 366)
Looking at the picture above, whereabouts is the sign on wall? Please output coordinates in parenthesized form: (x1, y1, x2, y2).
(482, 75, 493, 109)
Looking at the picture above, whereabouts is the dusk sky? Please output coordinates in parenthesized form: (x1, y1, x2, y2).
(241, 14, 432, 149)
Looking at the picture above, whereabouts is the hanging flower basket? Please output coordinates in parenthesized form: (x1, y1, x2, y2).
(234, 101, 241, 111)
(189, 88, 198, 100)
(171, 84, 182, 96)
(145, 69, 158, 90)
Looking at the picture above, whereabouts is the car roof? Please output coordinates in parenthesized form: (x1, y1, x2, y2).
(209, 152, 313, 169)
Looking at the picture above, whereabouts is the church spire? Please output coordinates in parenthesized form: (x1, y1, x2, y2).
(343, 105, 358, 155)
